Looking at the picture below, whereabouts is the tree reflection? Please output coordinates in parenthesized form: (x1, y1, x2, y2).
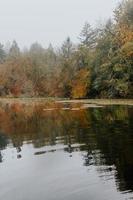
(0, 132, 8, 162)
(0, 102, 132, 193)
(82, 106, 133, 192)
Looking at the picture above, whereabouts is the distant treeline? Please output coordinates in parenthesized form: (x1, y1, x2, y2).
(0, 0, 133, 98)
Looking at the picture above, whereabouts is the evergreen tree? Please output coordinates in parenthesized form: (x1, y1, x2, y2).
(0, 43, 6, 63)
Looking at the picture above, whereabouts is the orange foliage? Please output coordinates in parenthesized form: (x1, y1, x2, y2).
(71, 69, 90, 99)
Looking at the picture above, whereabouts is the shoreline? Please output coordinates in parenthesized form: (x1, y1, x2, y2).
(0, 98, 133, 106)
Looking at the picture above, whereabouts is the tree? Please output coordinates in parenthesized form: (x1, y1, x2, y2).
(71, 69, 90, 99)
(9, 40, 20, 59)
(61, 37, 74, 59)
(79, 22, 97, 49)
(0, 44, 6, 63)
(114, 0, 133, 46)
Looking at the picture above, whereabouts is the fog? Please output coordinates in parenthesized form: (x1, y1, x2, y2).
(0, 0, 120, 48)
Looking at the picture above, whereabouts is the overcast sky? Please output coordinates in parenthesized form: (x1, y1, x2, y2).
(0, 0, 120, 48)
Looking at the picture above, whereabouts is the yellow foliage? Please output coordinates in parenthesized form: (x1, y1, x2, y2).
(71, 69, 90, 99)
(121, 42, 133, 58)
(116, 24, 133, 46)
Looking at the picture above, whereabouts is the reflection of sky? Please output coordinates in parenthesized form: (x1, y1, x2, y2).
(0, 143, 132, 200)
(0, 103, 133, 199)
(0, 0, 119, 48)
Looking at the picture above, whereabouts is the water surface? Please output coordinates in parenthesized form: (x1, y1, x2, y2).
(0, 100, 133, 200)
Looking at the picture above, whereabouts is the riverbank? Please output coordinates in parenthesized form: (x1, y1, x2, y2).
(0, 98, 133, 106)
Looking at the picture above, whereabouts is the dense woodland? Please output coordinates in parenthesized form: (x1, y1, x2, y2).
(0, 0, 133, 98)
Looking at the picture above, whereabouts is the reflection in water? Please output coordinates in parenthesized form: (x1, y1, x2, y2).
(0, 101, 133, 199)
(0, 133, 8, 162)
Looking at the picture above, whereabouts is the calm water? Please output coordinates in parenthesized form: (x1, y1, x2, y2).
(0, 100, 133, 200)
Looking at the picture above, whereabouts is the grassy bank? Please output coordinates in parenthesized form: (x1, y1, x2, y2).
(0, 98, 133, 106)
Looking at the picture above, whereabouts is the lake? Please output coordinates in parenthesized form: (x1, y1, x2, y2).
(0, 99, 133, 200)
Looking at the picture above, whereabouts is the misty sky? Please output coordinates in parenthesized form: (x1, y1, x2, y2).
(0, 0, 120, 48)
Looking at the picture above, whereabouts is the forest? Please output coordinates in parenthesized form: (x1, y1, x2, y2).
(0, 0, 133, 99)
